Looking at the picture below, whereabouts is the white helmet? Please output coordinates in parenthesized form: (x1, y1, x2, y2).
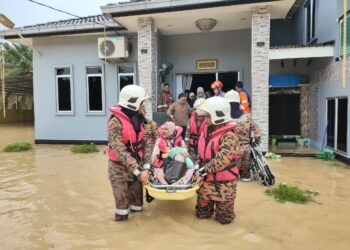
(193, 98, 206, 116)
(225, 90, 240, 103)
(197, 96, 231, 125)
(118, 85, 150, 111)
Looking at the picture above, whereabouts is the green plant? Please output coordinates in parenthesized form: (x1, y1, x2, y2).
(266, 184, 319, 204)
(3, 142, 31, 152)
(71, 143, 99, 154)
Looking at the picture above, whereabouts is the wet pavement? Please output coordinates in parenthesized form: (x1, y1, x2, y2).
(1, 123, 350, 250)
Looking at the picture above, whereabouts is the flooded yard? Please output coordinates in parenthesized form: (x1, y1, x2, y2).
(1, 123, 350, 250)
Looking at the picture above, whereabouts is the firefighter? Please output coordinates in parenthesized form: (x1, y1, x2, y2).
(107, 85, 158, 221)
(195, 96, 241, 224)
(225, 90, 260, 181)
(211, 80, 225, 97)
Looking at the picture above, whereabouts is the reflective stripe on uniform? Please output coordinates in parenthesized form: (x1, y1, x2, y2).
(130, 205, 143, 211)
(241, 100, 248, 104)
(116, 208, 130, 215)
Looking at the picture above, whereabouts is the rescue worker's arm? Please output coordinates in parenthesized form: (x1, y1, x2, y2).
(108, 117, 139, 175)
(240, 92, 249, 112)
(143, 121, 159, 165)
(204, 132, 241, 174)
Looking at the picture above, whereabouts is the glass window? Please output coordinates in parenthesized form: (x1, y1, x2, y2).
(327, 99, 335, 148)
(86, 67, 102, 74)
(119, 75, 134, 91)
(304, 0, 315, 43)
(55, 67, 73, 113)
(57, 77, 72, 111)
(86, 66, 104, 112)
(118, 65, 134, 74)
(56, 67, 70, 75)
(339, 17, 350, 56)
(337, 98, 348, 152)
(118, 64, 135, 93)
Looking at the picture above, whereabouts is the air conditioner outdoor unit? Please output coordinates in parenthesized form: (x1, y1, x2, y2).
(98, 36, 129, 59)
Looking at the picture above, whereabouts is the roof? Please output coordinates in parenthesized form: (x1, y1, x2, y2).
(270, 43, 335, 60)
(1, 15, 124, 39)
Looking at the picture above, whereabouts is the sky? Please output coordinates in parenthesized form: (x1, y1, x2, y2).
(0, 0, 118, 29)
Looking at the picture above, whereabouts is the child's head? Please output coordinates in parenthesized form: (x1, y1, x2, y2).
(162, 122, 176, 139)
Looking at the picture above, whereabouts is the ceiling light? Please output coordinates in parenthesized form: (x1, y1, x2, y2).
(195, 18, 217, 32)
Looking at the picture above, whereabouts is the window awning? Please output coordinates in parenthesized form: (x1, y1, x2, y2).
(269, 74, 300, 88)
(269, 44, 334, 60)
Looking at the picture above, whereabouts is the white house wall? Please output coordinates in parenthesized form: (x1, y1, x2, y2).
(161, 29, 252, 93)
(33, 34, 137, 142)
(310, 58, 350, 158)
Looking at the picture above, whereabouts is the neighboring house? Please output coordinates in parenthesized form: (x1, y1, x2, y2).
(1, 0, 349, 159)
(0, 76, 34, 123)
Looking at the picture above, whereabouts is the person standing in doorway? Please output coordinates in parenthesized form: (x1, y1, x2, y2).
(211, 80, 225, 97)
(196, 87, 206, 99)
(188, 92, 196, 108)
(157, 83, 174, 112)
(167, 93, 191, 140)
(234, 81, 251, 113)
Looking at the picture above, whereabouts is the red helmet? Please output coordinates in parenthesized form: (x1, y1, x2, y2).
(211, 80, 223, 89)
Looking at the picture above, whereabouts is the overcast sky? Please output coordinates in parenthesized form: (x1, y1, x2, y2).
(1, 0, 117, 29)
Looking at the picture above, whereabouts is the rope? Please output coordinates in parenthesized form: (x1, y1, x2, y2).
(342, 0, 347, 89)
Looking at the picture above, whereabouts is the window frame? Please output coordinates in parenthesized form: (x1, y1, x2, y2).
(117, 63, 137, 96)
(85, 64, 105, 115)
(54, 65, 74, 115)
(304, 0, 316, 44)
(338, 15, 350, 57)
(326, 96, 348, 155)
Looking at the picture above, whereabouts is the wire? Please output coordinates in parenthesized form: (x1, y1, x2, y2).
(27, 0, 116, 29)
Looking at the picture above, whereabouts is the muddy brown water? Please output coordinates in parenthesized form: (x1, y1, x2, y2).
(1, 123, 350, 249)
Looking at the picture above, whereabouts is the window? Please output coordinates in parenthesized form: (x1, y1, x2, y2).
(118, 65, 135, 93)
(327, 97, 348, 153)
(86, 66, 104, 113)
(55, 66, 73, 113)
(304, 0, 316, 43)
(339, 15, 350, 56)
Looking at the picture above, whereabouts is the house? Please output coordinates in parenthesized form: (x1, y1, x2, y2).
(1, 0, 349, 159)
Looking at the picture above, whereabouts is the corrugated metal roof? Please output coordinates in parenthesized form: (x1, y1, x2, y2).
(20, 15, 117, 29)
(1, 15, 123, 39)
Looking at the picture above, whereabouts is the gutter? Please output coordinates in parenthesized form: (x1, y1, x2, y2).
(102, 0, 280, 18)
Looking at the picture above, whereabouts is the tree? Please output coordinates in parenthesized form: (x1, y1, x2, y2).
(2, 43, 32, 78)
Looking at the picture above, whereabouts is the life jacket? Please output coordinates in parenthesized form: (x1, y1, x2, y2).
(107, 105, 145, 164)
(189, 112, 207, 153)
(198, 122, 239, 182)
(153, 126, 183, 168)
(239, 89, 251, 107)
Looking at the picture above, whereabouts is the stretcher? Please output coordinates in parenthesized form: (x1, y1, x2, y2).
(145, 182, 199, 201)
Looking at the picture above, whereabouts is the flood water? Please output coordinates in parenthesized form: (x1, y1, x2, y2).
(1, 123, 350, 249)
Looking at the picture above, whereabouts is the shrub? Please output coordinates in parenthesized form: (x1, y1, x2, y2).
(3, 142, 32, 152)
(266, 184, 319, 204)
(71, 143, 99, 154)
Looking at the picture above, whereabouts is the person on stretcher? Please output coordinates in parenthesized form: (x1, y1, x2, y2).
(151, 122, 194, 185)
